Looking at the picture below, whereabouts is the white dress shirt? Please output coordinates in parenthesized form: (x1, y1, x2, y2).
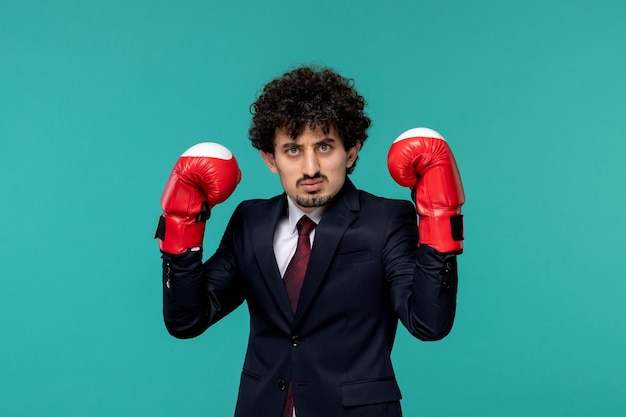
(273, 197, 325, 278)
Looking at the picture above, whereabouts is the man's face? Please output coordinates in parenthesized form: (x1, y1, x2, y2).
(260, 125, 360, 213)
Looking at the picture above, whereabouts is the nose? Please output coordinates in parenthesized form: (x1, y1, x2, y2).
(302, 149, 320, 177)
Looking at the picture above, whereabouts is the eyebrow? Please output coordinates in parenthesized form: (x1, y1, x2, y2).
(279, 142, 302, 151)
(279, 137, 338, 150)
(316, 137, 338, 145)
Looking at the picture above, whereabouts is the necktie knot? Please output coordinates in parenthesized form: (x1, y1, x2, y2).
(296, 216, 316, 237)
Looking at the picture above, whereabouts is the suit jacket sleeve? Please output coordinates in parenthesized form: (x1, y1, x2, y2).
(385, 200, 458, 341)
(161, 205, 246, 339)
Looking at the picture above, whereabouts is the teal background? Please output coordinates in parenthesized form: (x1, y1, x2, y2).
(1, 0, 625, 416)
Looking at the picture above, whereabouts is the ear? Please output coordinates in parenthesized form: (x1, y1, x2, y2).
(260, 150, 278, 173)
(346, 142, 362, 169)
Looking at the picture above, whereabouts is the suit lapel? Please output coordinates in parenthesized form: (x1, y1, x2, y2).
(251, 194, 295, 322)
(293, 179, 360, 326)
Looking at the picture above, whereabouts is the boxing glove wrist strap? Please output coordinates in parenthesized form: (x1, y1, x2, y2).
(156, 215, 206, 255)
(418, 215, 464, 253)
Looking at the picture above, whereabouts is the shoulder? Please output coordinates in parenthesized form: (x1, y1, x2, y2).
(228, 194, 285, 224)
(236, 194, 283, 211)
(357, 189, 415, 216)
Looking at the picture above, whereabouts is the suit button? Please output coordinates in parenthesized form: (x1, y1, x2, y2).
(291, 335, 301, 347)
(442, 260, 454, 289)
(278, 378, 287, 391)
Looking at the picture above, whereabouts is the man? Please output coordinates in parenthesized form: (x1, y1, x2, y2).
(155, 66, 465, 417)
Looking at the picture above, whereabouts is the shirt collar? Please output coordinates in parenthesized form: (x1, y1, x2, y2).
(286, 196, 326, 233)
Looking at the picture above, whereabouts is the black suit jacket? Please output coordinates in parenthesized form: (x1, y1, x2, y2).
(162, 178, 458, 417)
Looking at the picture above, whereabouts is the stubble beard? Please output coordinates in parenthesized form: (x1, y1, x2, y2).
(294, 174, 333, 208)
(295, 193, 333, 208)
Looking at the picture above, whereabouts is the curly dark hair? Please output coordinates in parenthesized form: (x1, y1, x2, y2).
(249, 65, 371, 174)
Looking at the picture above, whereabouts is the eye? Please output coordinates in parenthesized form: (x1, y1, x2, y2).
(319, 143, 331, 152)
(287, 147, 299, 155)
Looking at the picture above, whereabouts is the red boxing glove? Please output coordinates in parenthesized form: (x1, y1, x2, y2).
(387, 127, 465, 253)
(156, 142, 241, 255)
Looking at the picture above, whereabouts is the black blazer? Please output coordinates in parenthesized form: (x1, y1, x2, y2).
(162, 178, 458, 417)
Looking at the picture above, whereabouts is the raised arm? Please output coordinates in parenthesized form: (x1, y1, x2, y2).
(155, 142, 242, 338)
(386, 127, 465, 340)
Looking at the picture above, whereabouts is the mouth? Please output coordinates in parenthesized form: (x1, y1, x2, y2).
(298, 178, 325, 193)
